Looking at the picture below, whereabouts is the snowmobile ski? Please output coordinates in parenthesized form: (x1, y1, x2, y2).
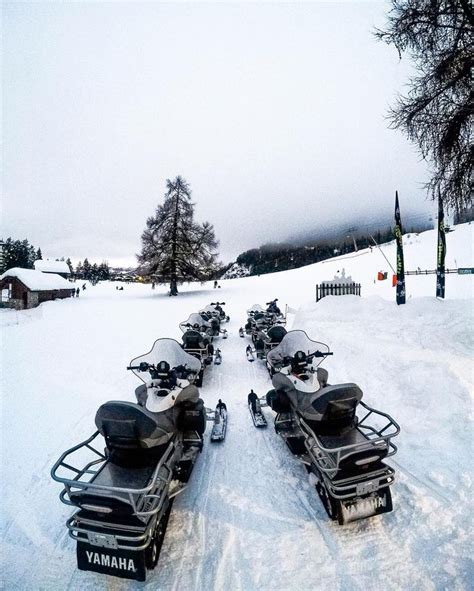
(246, 345, 255, 362)
(248, 390, 267, 428)
(210, 402, 227, 442)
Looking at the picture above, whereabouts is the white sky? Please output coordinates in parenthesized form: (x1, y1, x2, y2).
(2, 1, 432, 266)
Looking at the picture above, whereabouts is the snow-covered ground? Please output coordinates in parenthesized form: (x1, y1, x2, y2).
(1, 223, 473, 590)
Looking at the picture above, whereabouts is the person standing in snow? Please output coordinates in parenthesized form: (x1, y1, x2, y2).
(76, 288, 80, 297)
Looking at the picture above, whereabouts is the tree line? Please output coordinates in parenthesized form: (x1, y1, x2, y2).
(1, 238, 42, 272)
(233, 227, 407, 277)
(75, 259, 110, 281)
(0, 238, 74, 274)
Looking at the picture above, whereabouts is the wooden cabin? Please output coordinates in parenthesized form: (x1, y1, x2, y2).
(0, 268, 74, 309)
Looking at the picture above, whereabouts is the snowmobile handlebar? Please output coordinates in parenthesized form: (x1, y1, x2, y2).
(275, 351, 333, 367)
(127, 362, 196, 377)
(211, 301, 225, 306)
(266, 299, 278, 305)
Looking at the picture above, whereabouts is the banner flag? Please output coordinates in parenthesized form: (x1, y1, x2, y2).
(394, 191, 406, 305)
(436, 192, 446, 298)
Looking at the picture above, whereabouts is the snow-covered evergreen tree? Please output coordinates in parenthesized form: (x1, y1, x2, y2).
(138, 176, 219, 295)
(82, 258, 91, 279)
(1, 238, 38, 271)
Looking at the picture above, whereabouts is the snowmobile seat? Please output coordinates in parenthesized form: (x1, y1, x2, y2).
(95, 401, 174, 467)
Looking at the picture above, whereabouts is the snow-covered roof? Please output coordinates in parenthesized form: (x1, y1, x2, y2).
(34, 259, 70, 274)
(0, 268, 73, 291)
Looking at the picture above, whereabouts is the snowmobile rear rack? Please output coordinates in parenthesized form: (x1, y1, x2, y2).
(300, 401, 400, 479)
(51, 431, 183, 519)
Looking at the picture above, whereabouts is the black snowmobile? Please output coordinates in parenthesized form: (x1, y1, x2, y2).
(179, 313, 217, 385)
(209, 301, 230, 322)
(246, 324, 288, 362)
(265, 330, 400, 525)
(241, 302, 285, 338)
(51, 339, 207, 582)
(265, 298, 285, 321)
(199, 305, 228, 338)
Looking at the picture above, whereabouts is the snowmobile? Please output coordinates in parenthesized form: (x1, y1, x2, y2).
(209, 301, 230, 322)
(265, 298, 285, 321)
(245, 324, 287, 363)
(210, 399, 228, 441)
(242, 304, 272, 336)
(179, 313, 216, 385)
(248, 390, 267, 427)
(242, 302, 286, 338)
(199, 305, 228, 338)
(265, 330, 400, 525)
(51, 339, 207, 582)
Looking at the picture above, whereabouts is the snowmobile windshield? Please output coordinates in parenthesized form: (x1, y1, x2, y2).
(129, 338, 202, 382)
(267, 330, 330, 369)
(247, 304, 265, 314)
(179, 313, 211, 333)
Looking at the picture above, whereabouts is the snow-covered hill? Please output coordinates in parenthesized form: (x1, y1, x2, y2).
(1, 223, 473, 590)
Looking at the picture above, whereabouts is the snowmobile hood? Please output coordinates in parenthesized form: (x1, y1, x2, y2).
(145, 388, 179, 413)
(272, 370, 322, 395)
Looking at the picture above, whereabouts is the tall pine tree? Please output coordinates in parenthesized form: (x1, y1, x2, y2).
(138, 176, 219, 295)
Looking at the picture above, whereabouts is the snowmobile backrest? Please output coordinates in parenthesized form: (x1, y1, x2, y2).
(95, 401, 172, 451)
(267, 325, 287, 343)
(183, 330, 203, 349)
(311, 383, 363, 426)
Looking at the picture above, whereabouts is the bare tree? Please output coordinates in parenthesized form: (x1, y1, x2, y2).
(138, 176, 219, 295)
(376, 0, 473, 212)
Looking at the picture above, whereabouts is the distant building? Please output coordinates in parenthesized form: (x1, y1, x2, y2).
(0, 268, 74, 309)
(34, 259, 71, 278)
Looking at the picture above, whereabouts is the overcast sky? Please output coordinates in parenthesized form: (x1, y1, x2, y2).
(3, 1, 433, 266)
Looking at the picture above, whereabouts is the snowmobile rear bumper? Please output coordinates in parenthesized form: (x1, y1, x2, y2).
(52, 431, 202, 580)
(322, 464, 396, 500)
(71, 511, 157, 581)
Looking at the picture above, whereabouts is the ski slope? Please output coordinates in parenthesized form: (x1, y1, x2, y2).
(1, 223, 473, 590)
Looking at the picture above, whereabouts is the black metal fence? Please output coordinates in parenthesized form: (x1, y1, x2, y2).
(316, 282, 361, 302)
(405, 268, 459, 275)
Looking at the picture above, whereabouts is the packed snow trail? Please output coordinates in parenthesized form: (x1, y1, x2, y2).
(1, 224, 473, 590)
